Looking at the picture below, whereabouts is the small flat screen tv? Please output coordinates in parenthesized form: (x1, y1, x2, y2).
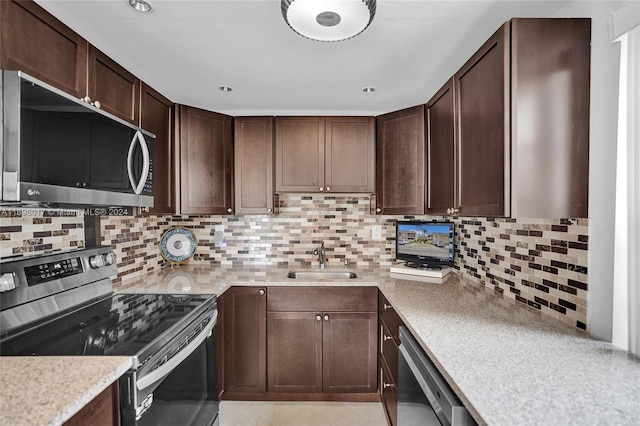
(395, 220, 455, 269)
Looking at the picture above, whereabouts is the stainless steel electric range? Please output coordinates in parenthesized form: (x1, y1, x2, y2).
(0, 246, 219, 426)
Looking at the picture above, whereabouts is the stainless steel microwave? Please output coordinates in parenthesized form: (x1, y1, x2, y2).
(1, 70, 154, 207)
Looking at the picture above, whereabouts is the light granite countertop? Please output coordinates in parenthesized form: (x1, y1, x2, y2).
(1, 265, 639, 425)
(0, 356, 131, 426)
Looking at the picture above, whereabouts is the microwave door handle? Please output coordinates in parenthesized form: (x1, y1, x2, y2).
(127, 131, 150, 195)
(136, 309, 217, 391)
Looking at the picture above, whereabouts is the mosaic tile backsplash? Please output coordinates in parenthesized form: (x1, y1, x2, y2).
(1, 194, 589, 331)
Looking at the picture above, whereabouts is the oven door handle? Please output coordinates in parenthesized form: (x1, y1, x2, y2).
(136, 310, 217, 391)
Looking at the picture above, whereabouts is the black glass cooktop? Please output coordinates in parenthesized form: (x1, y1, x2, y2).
(0, 293, 215, 357)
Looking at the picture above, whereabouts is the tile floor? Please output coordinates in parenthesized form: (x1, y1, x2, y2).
(219, 401, 388, 426)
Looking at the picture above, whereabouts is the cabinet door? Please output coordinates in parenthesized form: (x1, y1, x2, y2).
(380, 360, 397, 426)
(323, 312, 377, 393)
(325, 117, 375, 193)
(88, 46, 140, 124)
(0, 0, 87, 98)
(454, 23, 510, 217)
(510, 18, 590, 218)
(275, 116, 325, 192)
(426, 79, 456, 215)
(65, 382, 119, 426)
(223, 287, 267, 394)
(141, 83, 176, 214)
(375, 106, 425, 215)
(267, 311, 323, 393)
(234, 117, 274, 214)
(179, 106, 234, 214)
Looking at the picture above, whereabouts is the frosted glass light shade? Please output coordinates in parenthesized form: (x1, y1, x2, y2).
(281, 0, 376, 42)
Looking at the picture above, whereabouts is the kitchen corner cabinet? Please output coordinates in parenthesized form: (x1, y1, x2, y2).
(0, 0, 88, 98)
(178, 105, 234, 215)
(221, 287, 267, 395)
(375, 105, 425, 215)
(88, 46, 140, 125)
(234, 117, 275, 214)
(443, 18, 590, 218)
(275, 116, 375, 193)
(64, 382, 119, 426)
(267, 287, 378, 394)
(140, 83, 175, 214)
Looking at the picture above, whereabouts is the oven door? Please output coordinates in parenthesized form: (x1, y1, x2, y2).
(120, 311, 218, 426)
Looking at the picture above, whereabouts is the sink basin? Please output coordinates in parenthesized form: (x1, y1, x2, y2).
(287, 270, 358, 280)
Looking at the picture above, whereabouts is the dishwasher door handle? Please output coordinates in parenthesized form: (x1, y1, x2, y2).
(136, 310, 217, 391)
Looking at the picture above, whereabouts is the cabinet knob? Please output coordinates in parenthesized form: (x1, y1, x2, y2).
(453, 208, 460, 215)
(383, 382, 394, 389)
(326, 186, 331, 192)
(376, 207, 382, 213)
(316, 315, 322, 321)
(324, 314, 329, 321)
(259, 289, 265, 296)
(267, 208, 273, 213)
(226, 208, 233, 213)
(383, 335, 393, 341)
(81, 96, 92, 104)
(319, 187, 324, 192)
(93, 100, 101, 109)
(383, 303, 392, 310)
(447, 207, 452, 215)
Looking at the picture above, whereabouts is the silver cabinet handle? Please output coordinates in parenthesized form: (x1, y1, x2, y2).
(326, 186, 331, 191)
(383, 335, 393, 341)
(267, 208, 273, 213)
(259, 289, 265, 296)
(319, 187, 324, 192)
(316, 314, 322, 321)
(383, 303, 392, 310)
(324, 314, 329, 321)
(376, 207, 382, 213)
(226, 207, 233, 213)
(383, 382, 394, 389)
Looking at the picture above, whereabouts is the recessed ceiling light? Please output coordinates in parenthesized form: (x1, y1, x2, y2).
(362, 86, 376, 93)
(128, 0, 152, 13)
(219, 85, 233, 92)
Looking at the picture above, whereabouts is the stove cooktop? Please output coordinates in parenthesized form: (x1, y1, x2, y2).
(0, 292, 216, 357)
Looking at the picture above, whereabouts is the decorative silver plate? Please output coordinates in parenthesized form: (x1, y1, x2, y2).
(160, 227, 197, 266)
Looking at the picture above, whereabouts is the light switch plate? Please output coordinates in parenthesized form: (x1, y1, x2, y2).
(371, 225, 382, 241)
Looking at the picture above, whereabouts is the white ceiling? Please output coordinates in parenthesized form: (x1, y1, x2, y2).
(35, 0, 571, 116)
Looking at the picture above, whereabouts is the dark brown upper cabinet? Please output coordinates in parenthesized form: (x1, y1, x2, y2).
(179, 106, 234, 215)
(140, 83, 175, 215)
(88, 46, 140, 125)
(275, 116, 375, 193)
(234, 117, 275, 214)
(449, 19, 590, 218)
(455, 23, 510, 218)
(375, 105, 425, 215)
(426, 78, 456, 216)
(0, 0, 88, 98)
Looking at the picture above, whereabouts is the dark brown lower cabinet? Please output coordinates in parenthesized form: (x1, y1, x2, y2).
(222, 287, 267, 395)
(380, 360, 397, 426)
(379, 290, 404, 426)
(64, 382, 119, 426)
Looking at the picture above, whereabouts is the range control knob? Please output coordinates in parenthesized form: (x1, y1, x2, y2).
(104, 252, 117, 266)
(89, 255, 105, 269)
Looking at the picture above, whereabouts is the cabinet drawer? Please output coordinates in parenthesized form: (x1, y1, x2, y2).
(380, 320, 399, 383)
(379, 292, 403, 344)
(268, 286, 377, 312)
(380, 359, 397, 426)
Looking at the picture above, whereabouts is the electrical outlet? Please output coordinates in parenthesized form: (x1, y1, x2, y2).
(371, 225, 382, 241)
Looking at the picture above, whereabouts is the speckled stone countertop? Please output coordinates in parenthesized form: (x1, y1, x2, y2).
(116, 264, 640, 426)
(0, 356, 131, 426)
(2, 265, 639, 426)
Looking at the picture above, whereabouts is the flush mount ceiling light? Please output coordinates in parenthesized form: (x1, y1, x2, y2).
(128, 0, 152, 13)
(281, 0, 376, 42)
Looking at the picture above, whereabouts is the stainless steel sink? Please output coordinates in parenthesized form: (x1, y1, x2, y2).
(287, 270, 358, 280)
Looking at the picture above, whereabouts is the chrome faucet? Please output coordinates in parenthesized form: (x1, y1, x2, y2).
(313, 242, 326, 269)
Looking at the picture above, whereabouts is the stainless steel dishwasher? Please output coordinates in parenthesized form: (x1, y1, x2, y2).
(397, 327, 475, 426)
